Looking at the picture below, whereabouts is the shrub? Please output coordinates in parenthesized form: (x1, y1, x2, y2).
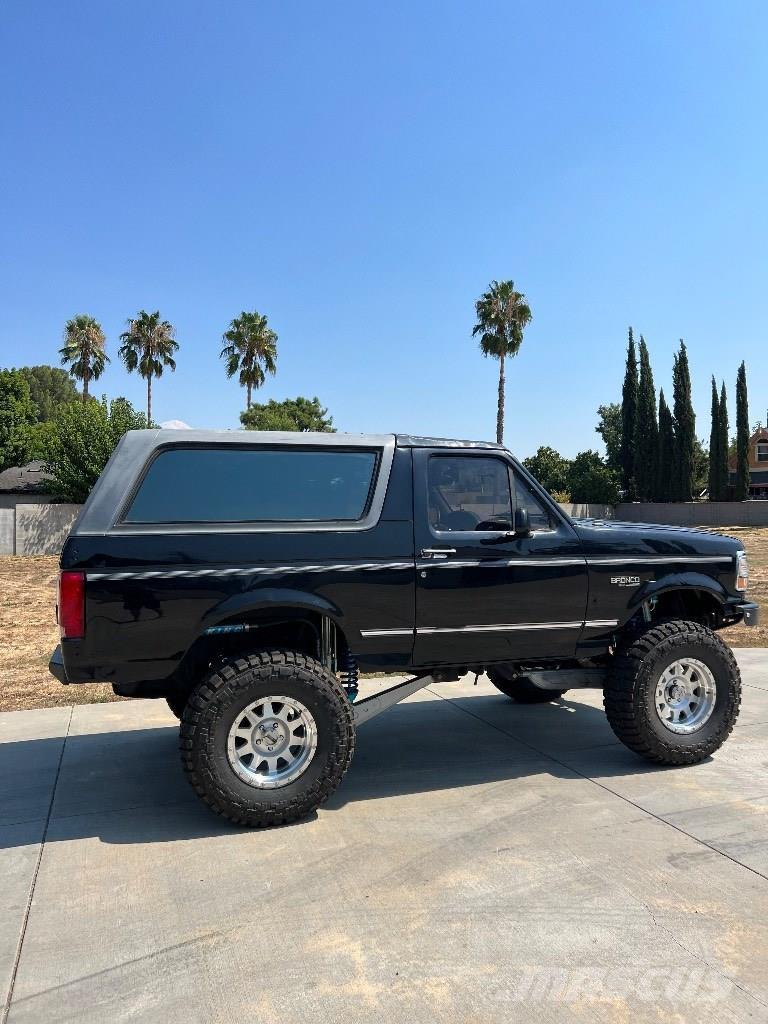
(0, 369, 37, 470)
(44, 397, 147, 503)
(522, 446, 570, 494)
(567, 450, 620, 504)
(240, 396, 334, 432)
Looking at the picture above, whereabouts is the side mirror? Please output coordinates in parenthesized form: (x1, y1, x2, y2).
(514, 507, 531, 537)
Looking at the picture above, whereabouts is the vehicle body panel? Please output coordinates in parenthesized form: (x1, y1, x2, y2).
(52, 430, 754, 690)
(411, 447, 589, 665)
(572, 518, 741, 650)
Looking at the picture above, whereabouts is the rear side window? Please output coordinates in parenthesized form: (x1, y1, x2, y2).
(123, 447, 379, 524)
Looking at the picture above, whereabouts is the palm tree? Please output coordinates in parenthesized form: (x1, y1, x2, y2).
(118, 310, 178, 424)
(220, 311, 277, 409)
(472, 280, 532, 444)
(59, 314, 109, 402)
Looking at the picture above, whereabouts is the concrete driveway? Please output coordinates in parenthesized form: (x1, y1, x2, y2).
(2, 650, 767, 1023)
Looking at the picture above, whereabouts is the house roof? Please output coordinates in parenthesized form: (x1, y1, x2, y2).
(0, 461, 53, 494)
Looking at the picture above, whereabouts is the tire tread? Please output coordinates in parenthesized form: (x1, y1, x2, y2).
(604, 620, 741, 765)
(179, 650, 355, 827)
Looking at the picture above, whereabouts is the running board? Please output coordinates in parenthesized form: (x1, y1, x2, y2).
(352, 674, 434, 726)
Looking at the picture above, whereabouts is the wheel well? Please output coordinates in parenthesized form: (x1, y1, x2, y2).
(172, 609, 351, 693)
(637, 588, 724, 630)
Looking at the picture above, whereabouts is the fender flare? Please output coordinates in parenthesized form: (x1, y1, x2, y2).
(199, 587, 347, 633)
(172, 589, 351, 682)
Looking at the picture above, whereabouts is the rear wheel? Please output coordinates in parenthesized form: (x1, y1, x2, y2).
(604, 620, 741, 765)
(488, 667, 566, 703)
(180, 650, 355, 827)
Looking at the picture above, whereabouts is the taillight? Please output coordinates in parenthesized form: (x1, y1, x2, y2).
(58, 571, 85, 639)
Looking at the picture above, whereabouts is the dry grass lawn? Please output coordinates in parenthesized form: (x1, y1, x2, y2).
(0, 556, 121, 712)
(1, 527, 767, 712)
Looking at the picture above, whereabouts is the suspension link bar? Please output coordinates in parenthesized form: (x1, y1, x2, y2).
(352, 674, 434, 726)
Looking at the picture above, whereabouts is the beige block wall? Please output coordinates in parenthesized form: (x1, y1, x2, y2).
(14, 504, 82, 556)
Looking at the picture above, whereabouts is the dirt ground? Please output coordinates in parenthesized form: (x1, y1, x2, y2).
(2, 529, 767, 712)
(0, 556, 120, 712)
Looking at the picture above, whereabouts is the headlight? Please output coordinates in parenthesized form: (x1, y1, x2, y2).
(736, 551, 749, 592)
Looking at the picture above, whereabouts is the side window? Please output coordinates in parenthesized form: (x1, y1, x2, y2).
(428, 456, 513, 532)
(123, 447, 379, 523)
(511, 469, 556, 532)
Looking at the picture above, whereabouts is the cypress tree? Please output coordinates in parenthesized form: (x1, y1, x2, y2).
(620, 328, 638, 498)
(634, 336, 658, 501)
(719, 381, 730, 499)
(708, 377, 720, 499)
(657, 389, 675, 501)
(735, 361, 750, 501)
(672, 339, 695, 501)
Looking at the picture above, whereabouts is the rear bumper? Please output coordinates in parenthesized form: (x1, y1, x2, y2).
(48, 644, 68, 683)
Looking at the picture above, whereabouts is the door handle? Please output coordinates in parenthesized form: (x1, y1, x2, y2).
(420, 548, 457, 559)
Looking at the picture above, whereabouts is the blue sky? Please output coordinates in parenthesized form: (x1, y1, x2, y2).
(1, 1, 766, 458)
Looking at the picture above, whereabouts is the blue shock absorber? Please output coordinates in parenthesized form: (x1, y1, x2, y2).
(343, 649, 359, 703)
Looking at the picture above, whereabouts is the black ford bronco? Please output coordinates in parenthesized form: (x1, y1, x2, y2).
(49, 430, 758, 826)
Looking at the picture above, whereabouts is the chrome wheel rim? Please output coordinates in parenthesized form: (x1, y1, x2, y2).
(226, 695, 317, 789)
(654, 658, 716, 734)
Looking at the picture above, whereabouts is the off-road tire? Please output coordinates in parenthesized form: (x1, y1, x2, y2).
(180, 650, 355, 827)
(604, 620, 741, 765)
(488, 668, 566, 703)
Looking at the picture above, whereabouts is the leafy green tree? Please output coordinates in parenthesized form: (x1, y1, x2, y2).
(692, 437, 709, 497)
(240, 396, 334, 432)
(708, 377, 720, 499)
(0, 370, 37, 470)
(27, 420, 58, 461)
(119, 311, 178, 424)
(718, 381, 730, 499)
(567, 450, 619, 504)
(633, 336, 658, 501)
(595, 403, 622, 472)
(657, 390, 675, 501)
(472, 279, 532, 444)
(735, 361, 750, 501)
(620, 327, 638, 498)
(522, 446, 571, 494)
(44, 397, 147, 503)
(16, 365, 79, 420)
(59, 314, 109, 401)
(221, 311, 277, 410)
(672, 339, 695, 501)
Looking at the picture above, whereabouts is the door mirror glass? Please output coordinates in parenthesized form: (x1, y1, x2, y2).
(514, 507, 531, 537)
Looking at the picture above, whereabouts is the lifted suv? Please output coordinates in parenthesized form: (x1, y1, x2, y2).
(50, 430, 758, 826)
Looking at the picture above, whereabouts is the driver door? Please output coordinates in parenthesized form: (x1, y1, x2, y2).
(412, 448, 588, 667)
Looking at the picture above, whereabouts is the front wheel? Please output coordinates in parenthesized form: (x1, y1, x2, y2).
(180, 650, 355, 827)
(604, 620, 741, 765)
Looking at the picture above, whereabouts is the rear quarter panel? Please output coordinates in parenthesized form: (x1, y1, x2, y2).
(60, 443, 417, 683)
